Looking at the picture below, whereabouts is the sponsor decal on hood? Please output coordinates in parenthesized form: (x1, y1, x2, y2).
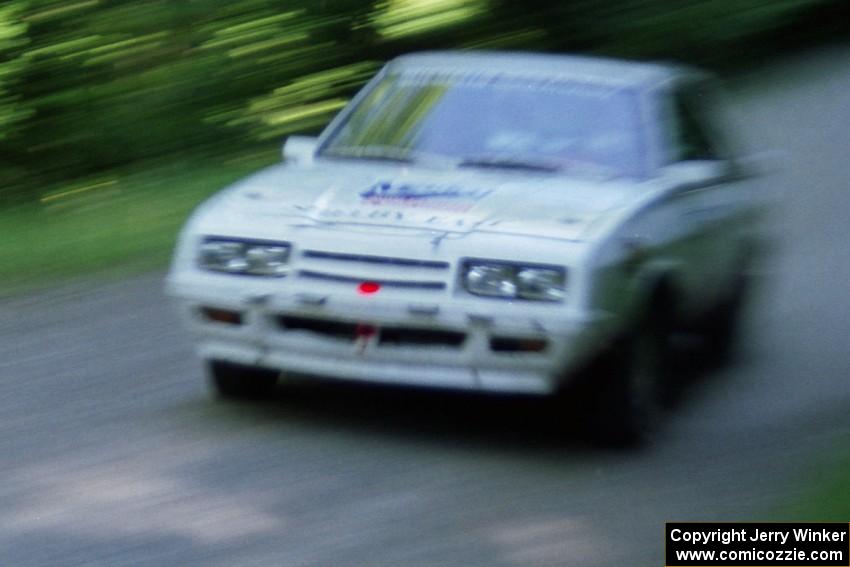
(206, 162, 644, 241)
(359, 181, 492, 212)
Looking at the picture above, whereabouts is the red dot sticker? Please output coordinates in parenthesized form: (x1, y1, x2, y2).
(358, 281, 381, 295)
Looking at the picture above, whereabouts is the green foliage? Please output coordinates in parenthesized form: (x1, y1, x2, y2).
(780, 442, 850, 521)
(0, 3, 31, 137)
(0, 152, 276, 294)
(0, 1, 33, 191)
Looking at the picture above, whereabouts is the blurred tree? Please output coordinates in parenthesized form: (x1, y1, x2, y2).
(0, 1, 33, 201)
(19, 1, 216, 178)
(199, 0, 382, 142)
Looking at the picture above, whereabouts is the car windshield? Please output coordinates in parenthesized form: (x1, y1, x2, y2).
(320, 70, 646, 178)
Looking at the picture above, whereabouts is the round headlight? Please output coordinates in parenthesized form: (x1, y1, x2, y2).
(517, 268, 565, 301)
(464, 264, 518, 298)
(199, 241, 249, 273)
(244, 245, 290, 276)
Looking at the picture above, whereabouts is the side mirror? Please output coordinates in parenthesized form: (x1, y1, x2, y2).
(282, 135, 318, 165)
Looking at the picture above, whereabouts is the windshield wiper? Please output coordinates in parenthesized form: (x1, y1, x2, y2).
(458, 154, 623, 179)
(457, 154, 562, 173)
(321, 145, 461, 168)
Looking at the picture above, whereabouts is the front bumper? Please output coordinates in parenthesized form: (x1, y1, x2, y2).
(167, 277, 610, 395)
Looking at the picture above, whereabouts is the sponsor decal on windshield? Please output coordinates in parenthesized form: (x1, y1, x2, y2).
(395, 71, 628, 98)
(360, 181, 492, 212)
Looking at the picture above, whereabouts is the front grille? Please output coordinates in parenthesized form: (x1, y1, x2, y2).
(302, 250, 449, 269)
(297, 270, 446, 290)
(297, 249, 451, 291)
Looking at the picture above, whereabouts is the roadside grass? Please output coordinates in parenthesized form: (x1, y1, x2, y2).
(0, 151, 278, 297)
(779, 442, 850, 521)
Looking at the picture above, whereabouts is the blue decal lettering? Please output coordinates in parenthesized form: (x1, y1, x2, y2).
(361, 181, 492, 202)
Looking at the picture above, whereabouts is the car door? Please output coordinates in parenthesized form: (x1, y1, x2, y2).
(660, 79, 751, 316)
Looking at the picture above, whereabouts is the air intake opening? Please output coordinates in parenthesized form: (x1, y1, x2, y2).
(490, 337, 548, 353)
(278, 316, 358, 340)
(379, 327, 466, 348)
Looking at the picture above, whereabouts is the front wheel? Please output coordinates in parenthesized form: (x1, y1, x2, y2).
(208, 360, 279, 400)
(697, 273, 750, 367)
(583, 318, 669, 447)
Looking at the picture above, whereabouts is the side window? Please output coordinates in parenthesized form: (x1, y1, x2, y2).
(671, 86, 719, 161)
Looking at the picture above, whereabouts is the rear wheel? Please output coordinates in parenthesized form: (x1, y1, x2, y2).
(208, 360, 278, 400)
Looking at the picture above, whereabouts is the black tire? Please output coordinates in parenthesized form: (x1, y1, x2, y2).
(697, 273, 750, 367)
(584, 311, 670, 447)
(208, 360, 278, 400)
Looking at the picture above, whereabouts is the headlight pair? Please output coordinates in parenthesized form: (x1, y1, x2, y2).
(197, 239, 565, 299)
(462, 261, 566, 302)
(198, 238, 291, 276)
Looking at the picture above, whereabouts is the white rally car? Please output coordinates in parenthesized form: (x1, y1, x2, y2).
(167, 52, 763, 443)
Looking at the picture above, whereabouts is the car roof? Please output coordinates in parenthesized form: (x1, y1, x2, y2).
(388, 51, 705, 90)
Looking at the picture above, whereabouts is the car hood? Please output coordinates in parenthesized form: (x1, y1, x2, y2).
(202, 160, 647, 242)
